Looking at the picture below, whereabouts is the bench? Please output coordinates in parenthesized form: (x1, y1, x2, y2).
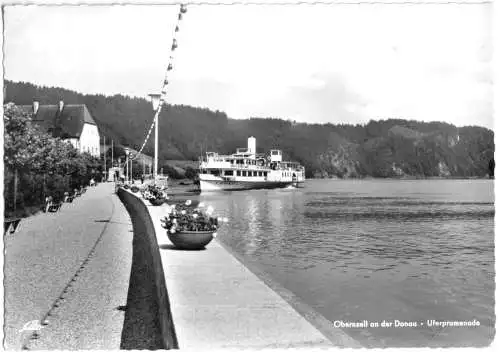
(47, 202, 63, 212)
(65, 195, 75, 203)
(43, 197, 63, 213)
(4, 218, 22, 235)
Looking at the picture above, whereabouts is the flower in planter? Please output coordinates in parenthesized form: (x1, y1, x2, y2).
(161, 203, 227, 234)
(143, 184, 168, 202)
(206, 206, 214, 215)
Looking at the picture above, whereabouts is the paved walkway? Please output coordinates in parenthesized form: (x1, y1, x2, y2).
(4, 183, 133, 350)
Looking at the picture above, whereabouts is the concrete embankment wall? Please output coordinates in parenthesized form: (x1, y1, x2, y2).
(117, 188, 178, 349)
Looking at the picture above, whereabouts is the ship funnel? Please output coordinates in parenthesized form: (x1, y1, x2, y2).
(33, 100, 39, 114)
(247, 136, 256, 155)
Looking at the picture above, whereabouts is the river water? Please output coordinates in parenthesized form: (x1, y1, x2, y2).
(199, 179, 495, 347)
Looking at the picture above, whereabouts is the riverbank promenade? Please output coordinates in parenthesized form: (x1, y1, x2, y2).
(5, 182, 360, 350)
(141, 189, 361, 349)
(4, 183, 133, 350)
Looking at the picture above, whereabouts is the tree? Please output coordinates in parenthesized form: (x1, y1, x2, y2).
(4, 103, 105, 218)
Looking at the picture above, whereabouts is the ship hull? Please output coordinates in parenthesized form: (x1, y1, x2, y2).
(199, 179, 301, 192)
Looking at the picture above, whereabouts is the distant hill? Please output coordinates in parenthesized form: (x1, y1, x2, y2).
(4, 80, 495, 178)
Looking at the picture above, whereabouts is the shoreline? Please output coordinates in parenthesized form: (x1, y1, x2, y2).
(311, 176, 493, 180)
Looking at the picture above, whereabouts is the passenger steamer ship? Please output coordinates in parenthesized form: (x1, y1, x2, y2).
(198, 137, 305, 191)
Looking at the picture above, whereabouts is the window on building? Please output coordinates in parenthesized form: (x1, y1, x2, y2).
(224, 170, 234, 176)
(259, 171, 263, 177)
(237, 170, 241, 176)
(242, 171, 247, 177)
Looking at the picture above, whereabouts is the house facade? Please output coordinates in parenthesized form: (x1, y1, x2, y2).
(20, 100, 100, 157)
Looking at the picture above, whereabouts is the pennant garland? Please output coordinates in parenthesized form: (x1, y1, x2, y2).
(131, 4, 187, 160)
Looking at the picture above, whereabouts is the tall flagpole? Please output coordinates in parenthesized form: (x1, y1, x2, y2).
(103, 135, 106, 181)
(148, 96, 161, 183)
(155, 110, 159, 182)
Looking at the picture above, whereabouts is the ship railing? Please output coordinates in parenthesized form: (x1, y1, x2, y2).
(200, 162, 269, 170)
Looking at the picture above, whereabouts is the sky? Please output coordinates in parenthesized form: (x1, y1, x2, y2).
(3, 0, 494, 129)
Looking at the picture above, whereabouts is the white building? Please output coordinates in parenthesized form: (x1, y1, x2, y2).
(20, 100, 101, 157)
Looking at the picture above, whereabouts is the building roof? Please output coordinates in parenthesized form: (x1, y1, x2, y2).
(19, 104, 97, 139)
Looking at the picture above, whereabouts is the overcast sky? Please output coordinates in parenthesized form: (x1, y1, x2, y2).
(3, 1, 493, 129)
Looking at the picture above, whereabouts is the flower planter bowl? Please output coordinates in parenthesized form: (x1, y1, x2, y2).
(167, 230, 215, 250)
(149, 198, 166, 206)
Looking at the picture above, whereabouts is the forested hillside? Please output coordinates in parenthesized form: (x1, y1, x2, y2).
(5, 80, 494, 178)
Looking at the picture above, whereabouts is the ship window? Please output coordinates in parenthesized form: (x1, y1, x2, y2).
(237, 170, 241, 176)
(210, 170, 220, 176)
(242, 171, 247, 176)
(224, 170, 234, 176)
(264, 172, 267, 177)
(259, 171, 262, 176)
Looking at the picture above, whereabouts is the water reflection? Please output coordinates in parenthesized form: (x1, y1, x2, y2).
(245, 195, 259, 255)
